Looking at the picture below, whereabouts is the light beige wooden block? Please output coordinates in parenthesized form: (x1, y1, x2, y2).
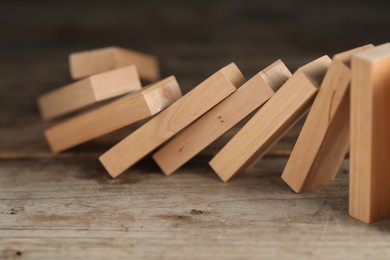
(100, 63, 245, 178)
(69, 46, 160, 82)
(152, 60, 292, 175)
(282, 45, 374, 193)
(350, 43, 390, 223)
(38, 65, 141, 120)
(209, 56, 331, 182)
(45, 76, 181, 153)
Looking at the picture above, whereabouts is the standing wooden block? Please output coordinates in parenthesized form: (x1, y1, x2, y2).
(152, 60, 292, 175)
(69, 46, 160, 82)
(350, 43, 390, 223)
(99, 63, 245, 178)
(209, 56, 331, 182)
(45, 76, 182, 153)
(281, 45, 374, 193)
(38, 65, 141, 120)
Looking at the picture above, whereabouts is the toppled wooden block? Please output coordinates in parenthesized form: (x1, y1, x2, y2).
(45, 76, 182, 153)
(69, 46, 160, 82)
(152, 60, 292, 175)
(38, 65, 141, 120)
(209, 56, 331, 182)
(282, 45, 374, 193)
(100, 63, 245, 178)
(350, 43, 390, 223)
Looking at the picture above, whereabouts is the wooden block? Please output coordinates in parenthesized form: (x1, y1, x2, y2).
(350, 43, 390, 223)
(209, 56, 331, 182)
(69, 46, 160, 82)
(44, 76, 182, 153)
(281, 45, 374, 193)
(38, 65, 141, 120)
(99, 63, 245, 178)
(152, 60, 292, 175)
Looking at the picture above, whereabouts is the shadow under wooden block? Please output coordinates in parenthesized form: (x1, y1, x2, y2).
(38, 65, 141, 120)
(45, 76, 182, 153)
(350, 43, 390, 223)
(209, 56, 331, 182)
(99, 63, 245, 178)
(69, 46, 160, 82)
(152, 60, 292, 176)
(282, 44, 374, 193)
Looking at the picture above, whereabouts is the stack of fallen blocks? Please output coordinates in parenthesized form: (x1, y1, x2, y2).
(38, 43, 390, 224)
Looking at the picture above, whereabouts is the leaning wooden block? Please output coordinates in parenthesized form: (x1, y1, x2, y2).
(350, 43, 390, 223)
(45, 76, 181, 153)
(38, 65, 141, 120)
(70, 46, 160, 82)
(100, 63, 245, 178)
(209, 56, 331, 182)
(282, 45, 374, 193)
(152, 60, 292, 175)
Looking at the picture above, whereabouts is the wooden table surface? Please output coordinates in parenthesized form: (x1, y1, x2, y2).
(1, 0, 390, 258)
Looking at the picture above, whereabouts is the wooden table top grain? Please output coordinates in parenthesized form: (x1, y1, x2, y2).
(1, 0, 390, 258)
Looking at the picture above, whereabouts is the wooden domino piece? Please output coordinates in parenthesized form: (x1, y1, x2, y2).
(69, 46, 160, 82)
(209, 56, 331, 182)
(152, 60, 292, 175)
(38, 65, 141, 120)
(350, 43, 390, 223)
(100, 63, 245, 178)
(281, 45, 374, 193)
(45, 76, 182, 153)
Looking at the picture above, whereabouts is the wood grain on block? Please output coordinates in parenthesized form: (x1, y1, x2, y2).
(69, 46, 160, 82)
(282, 45, 374, 193)
(152, 60, 292, 175)
(38, 65, 141, 120)
(350, 43, 390, 223)
(209, 56, 331, 182)
(99, 63, 245, 178)
(45, 76, 181, 153)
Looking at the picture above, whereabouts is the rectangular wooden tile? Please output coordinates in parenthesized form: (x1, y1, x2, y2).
(152, 60, 292, 175)
(350, 43, 390, 223)
(99, 63, 245, 178)
(69, 46, 160, 82)
(209, 56, 331, 182)
(38, 65, 141, 120)
(282, 45, 374, 193)
(45, 76, 182, 153)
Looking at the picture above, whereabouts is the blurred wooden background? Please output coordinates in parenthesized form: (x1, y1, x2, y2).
(1, 0, 390, 258)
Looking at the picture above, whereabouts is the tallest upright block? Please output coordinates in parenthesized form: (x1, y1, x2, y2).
(350, 43, 390, 223)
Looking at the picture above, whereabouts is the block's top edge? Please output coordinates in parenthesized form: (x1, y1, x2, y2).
(353, 43, 390, 62)
(258, 59, 292, 92)
(89, 64, 138, 81)
(220, 62, 246, 88)
(70, 46, 118, 57)
(333, 44, 375, 66)
(142, 76, 177, 95)
(69, 46, 157, 60)
(296, 55, 331, 87)
(142, 76, 182, 115)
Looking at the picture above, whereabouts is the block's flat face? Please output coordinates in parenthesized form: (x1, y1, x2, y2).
(38, 78, 96, 121)
(350, 43, 390, 223)
(99, 63, 245, 178)
(38, 65, 141, 120)
(69, 46, 160, 81)
(282, 45, 374, 193)
(152, 60, 292, 176)
(209, 56, 331, 182)
(45, 76, 181, 153)
(90, 65, 142, 100)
